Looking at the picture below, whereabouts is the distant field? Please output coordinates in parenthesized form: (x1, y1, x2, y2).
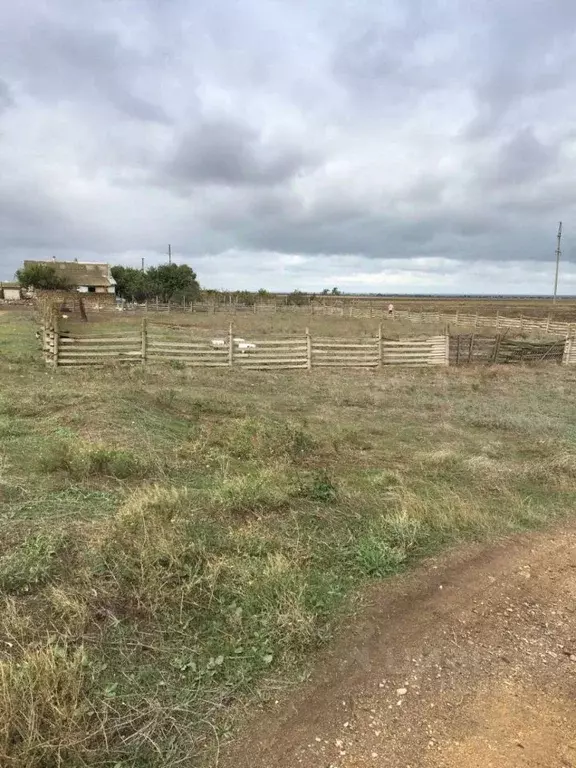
(310, 295, 576, 321)
(1, 310, 576, 765)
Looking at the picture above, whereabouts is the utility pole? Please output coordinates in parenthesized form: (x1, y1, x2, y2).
(141, 257, 145, 272)
(168, 244, 172, 265)
(553, 221, 562, 304)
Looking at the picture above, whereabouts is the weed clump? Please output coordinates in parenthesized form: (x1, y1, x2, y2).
(40, 439, 157, 480)
(0, 533, 67, 594)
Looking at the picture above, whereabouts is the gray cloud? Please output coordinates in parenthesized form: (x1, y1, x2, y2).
(0, 78, 13, 113)
(479, 128, 560, 187)
(160, 117, 316, 188)
(0, 15, 169, 123)
(0, 0, 576, 293)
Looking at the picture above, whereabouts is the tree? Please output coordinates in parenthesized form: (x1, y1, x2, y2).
(147, 263, 200, 302)
(16, 263, 71, 290)
(111, 266, 152, 302)
(112, 263, 201, 303)
(286, 290, 308, 306)
(331, 287, 341, 295)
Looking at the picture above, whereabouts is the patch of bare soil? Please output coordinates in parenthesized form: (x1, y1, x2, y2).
(220, 527, 576, 768)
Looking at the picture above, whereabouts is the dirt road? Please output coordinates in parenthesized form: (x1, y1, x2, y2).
(221, 527, 576, 768)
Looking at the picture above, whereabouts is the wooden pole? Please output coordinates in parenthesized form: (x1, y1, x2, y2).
(228, 323, 234, 367)
(52, 312, 60, 367)
(468, 333, 475, 363)
(378, 323, 383, 369)
(492, 333, 502, 364)
(141, 317, 147, 364)
(306, 327, 312, 371)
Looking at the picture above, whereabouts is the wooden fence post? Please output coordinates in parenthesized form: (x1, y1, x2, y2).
(444, 332, 450, 365)
(306, 327, 312, 371)
(496, 311, 500, 329)
(468, 333, 475, 363)
(546, 314, 551, 333)
(475, 312, 479, 327)
(492, 333, 502, 364)
(563, 335, 573, 365)
(228, 323, 234, 367)
(52, 313, 60, 367)
(141, 318, 148, 364)
(378, 323, 383, 369)
(519, 314, 524, 329)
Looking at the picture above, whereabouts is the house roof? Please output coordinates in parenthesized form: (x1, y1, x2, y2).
(23, 260, 116, 288)
(1, 282, 21, 289)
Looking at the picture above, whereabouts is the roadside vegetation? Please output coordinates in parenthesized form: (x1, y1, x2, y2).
(1, 309, 576, 766)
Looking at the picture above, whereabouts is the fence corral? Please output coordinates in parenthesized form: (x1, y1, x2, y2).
(41, 318, 576, 370)
(44, 321, 452, 370)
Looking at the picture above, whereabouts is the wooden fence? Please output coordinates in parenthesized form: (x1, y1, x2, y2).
(41, 320, 576, 369)
(450, 334, 567, 365)
(82, 300, 575, 337)
(43, 321, 449, 370)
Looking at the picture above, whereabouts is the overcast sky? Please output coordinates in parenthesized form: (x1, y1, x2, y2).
(1, 0, 576, 293)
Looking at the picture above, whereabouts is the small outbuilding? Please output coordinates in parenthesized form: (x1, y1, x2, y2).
(0, 282, 22, 301)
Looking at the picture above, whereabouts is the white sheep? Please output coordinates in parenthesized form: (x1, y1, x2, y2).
(233, 337, 245, 344)
(211, 338, 226, 348)
(237, 342, 256, 353)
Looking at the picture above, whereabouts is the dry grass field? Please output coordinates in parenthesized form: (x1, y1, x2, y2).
(1, 309, 576, 766)
(61, 306, 555, 342)
(316, 295, 576, 322)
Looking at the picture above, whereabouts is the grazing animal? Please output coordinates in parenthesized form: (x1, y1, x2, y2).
(211, 339, 226, 348)
(233, 337, 245, 344)
(237, 342, 256, 353)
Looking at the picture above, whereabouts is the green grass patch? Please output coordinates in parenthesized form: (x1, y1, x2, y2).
(1, 312, 576, 764)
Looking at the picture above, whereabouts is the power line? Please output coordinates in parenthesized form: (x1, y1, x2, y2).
(553, 221, 562, 304)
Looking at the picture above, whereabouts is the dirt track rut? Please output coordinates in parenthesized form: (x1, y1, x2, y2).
(221, 526, 576, 768)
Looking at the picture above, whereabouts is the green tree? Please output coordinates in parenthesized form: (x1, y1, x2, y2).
(331, 287, 341, 295)
(111, 266, 152, 302)
(147, 263, 200, 302)
(16, 263, 71, 290)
